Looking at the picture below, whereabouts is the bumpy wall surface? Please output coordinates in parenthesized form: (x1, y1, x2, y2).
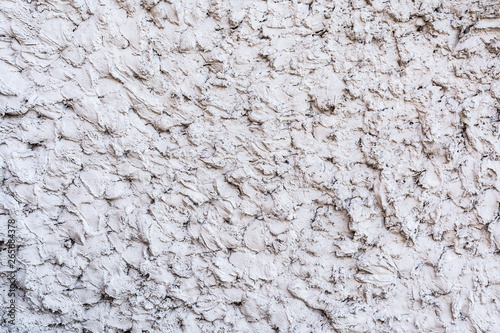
(1, 0, 500, 332)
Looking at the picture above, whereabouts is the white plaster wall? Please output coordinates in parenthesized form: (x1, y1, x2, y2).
(0, 0, 500, 332)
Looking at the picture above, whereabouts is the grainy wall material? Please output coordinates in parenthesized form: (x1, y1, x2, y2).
(0, 0, 500, 332)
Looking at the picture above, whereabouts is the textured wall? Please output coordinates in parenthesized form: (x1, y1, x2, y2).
(1, 0, 500, 332)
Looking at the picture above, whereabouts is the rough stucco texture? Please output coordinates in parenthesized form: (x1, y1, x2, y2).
(1, 0, 500, 332)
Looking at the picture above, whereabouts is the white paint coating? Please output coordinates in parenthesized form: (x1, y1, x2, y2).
(0, 0, 500, 332)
